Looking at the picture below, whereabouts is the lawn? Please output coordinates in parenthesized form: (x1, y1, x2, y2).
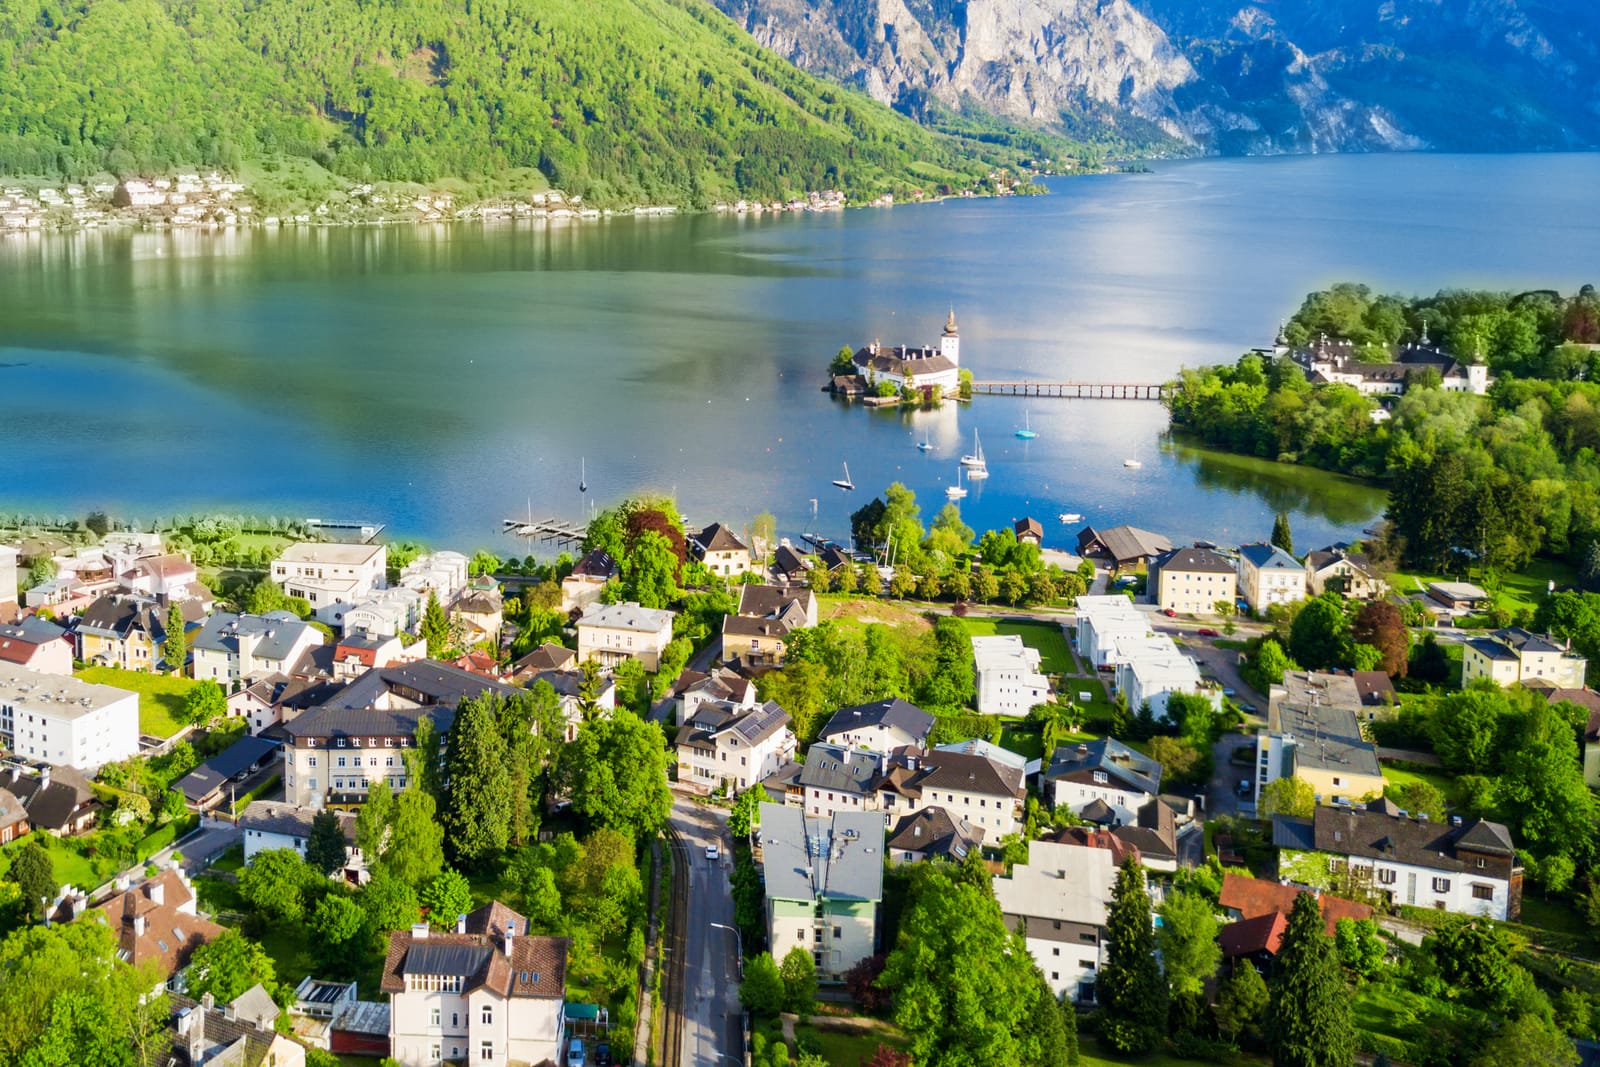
(1378, 760, 1453, 797)
(1390, 558, 1576, 615)
(75, 666, 201, 738)
(3, 832, 101, 890)
(1350, 981, 1492, 1064)
(791, 1020, 909, 1066)
(1077, 1036, 1268, 1067)
(959, 617, 1075, 674)
(819, 595, 933, 636)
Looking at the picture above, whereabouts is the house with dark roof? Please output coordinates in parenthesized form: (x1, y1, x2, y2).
(1237, 543, 1305, 613)
(671, 666, 757, 727)
(1013, 517, 1044, 546)
(191, 612, 326, 691)
(876, 748, 1027, 838)
(1257, 671, 1384, 808)
(382, 902, 569, 1067)
(1305, 545, 1387, 599)
(1463, 626, 1587, 689)
(507, 642, 576, 683)
(282, 661, 517, 809)
(770, 544, 811, 585)
(560, 548, 618, 613)
(1275, 799, 1522, 920)
(817, 698, 935, 752)
(1151, 546, 1238, 616)
(759, 804, 884, 979)
(1351, 670, 1397, 710)
(0, 761, 96, 836)
(240, 800, 365, 882)
(721, 585, 817, 667)
(175, 736, 282, 810)
(0, 785, 28, 844)
(227, 673, 348, 738)
(93, 868, 224, 978)
(794, 743, 885, 819)
(886, 806, 985, 864)
(75, 594, 170, 673)
(1044, 739, 1162, 828)
(1075, 525, 1173, 571)
(674, 699, 796, 794)
(168, 986, 306, 1067)
(0, 615, 70, 675)
(690, 522, 753, 579)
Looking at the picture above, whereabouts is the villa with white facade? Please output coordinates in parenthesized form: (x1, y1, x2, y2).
(972, 634, 1053, 715)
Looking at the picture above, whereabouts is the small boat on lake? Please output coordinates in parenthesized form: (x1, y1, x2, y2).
(1123, 459, 1143, 469)
(960, 429, 987, 471)
(946, 468, 968, 499)
(1015, 411, 1037, 440)
(917, 430, 933, 452)
(1059, 512, 1082, 524)
(833, 462, 855, 491)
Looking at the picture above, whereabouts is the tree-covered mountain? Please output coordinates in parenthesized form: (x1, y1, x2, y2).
(709, 0, 1600, 154)
(0, 0, 1039, 204)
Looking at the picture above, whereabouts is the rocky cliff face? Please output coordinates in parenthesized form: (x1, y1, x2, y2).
(712, 0, 1600, 153)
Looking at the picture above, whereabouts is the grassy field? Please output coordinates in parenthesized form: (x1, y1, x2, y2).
(959, 617, 1075, 674)
(1389, 558, 1577, 614)
(1379, 760, 1453, 797)
(819, 596, 932, 636)
(791, 1021, 909, 1066)
(1077, 1037, 1268, 1067)
(75, 666, 201, 738)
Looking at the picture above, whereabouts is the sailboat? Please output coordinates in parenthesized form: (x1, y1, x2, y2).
(1015, 411, 1037, 440)
(946, 468, 968, 499)
(960, 429, 987, 472)
(917, 429, 933, 452)
(579, 458, 588, 494)
(833, 462, 855, 491)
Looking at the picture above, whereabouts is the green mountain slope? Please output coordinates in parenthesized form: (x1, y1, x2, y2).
(0, 0, 1029, 204)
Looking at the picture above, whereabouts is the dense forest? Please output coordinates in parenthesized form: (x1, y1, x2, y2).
(1166, 284, 1600, 569)
(0, 0, 1037, 205)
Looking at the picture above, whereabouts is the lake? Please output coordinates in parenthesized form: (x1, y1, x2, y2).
(3, 152, 1598, 555)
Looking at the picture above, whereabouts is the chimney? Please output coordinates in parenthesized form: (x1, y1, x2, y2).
(133, 913, 147, 937)
(237, 629, 258, 678)
(38, 765, 50, 790)
(411, 922, 429, 940)
(201, 993, 214, 1013)
(504, 918, 516, 958)
(456, 913, 467, 935)
(147, 878, 164, 907)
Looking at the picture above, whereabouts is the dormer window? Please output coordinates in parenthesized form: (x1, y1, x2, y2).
(1092, 771, 1108, 785)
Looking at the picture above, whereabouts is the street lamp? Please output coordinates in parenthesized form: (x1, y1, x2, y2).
(709, 922, 743, 978)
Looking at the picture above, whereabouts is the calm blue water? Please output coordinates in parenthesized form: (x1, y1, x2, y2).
(2, 153, 1597, 554)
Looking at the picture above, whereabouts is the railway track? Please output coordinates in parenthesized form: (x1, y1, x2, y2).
(660, 824, 691, 1067)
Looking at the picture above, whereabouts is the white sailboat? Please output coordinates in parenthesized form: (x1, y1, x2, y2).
(1059, 512, 1083, 524)
(946, 468, 968, 499)
(917, 429, 933, 452)
(833, 462, 855, 491)
(960, 429, 987, 477)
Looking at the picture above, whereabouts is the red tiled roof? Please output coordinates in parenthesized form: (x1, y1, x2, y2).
(92, 870, 224, 977)
(1219, 912, 1289, 957)
(1219, 872, 1371, 937)
(1051, 825, 1142, 867)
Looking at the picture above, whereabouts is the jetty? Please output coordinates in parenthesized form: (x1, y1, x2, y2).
(304, 519, 385, 543)
(502, 516, 586, 546)
(969, 380, 1168, 400)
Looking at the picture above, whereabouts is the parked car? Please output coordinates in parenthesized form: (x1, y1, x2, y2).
(1197, 627, 1219, 637)
(1222, 687, 1237, 697)
(595, 1041, 613, 1066)
(1163, 608, 1177, 617)
(705, 845, 720, 861)
(1239, 703, 1258, 715)
(1237, 779, 1252, 797)
(568, 1038, 587, 1067)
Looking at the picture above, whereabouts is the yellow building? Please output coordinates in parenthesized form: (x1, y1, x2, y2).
(1462, 628, 1587, 689)
(1256, 671, 1385, 807)
(1152, 547, 1238, 616)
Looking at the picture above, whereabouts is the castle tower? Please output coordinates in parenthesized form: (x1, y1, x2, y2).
(941, 307, 960, 365)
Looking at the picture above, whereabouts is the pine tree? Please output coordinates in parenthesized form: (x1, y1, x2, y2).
(420, 591, 451, 658)
(1272, 512, 1295, 557)
(1267, 892, 1355, 1067)
(165, 604, 186, 675)
(304, 808, 349, 876)
(442, 695, 512, 869)
(1098, 858, 1166, 1054)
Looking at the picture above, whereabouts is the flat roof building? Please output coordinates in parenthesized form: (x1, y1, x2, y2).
(0, 665, 139, 772)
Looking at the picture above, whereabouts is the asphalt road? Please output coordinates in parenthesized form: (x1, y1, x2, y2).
(669, 795, 743, 1067)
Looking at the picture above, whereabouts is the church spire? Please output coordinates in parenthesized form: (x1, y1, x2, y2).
(943, 306, 958, 336)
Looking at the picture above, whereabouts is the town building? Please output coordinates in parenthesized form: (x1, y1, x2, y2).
(192, 612, 326, 690)
(1073, 595, 1149, 669)
(575, 601, 675, 671)
(885, 806, 984, 864)
(721, 584, 817, 667)
(1075, 525, 1173, 572)
(228, 674, 348, 737)
(1218, 872, 1372, 975)
(271, 542, 388, 627)
(1462, 627, 1587, 689)
(1237, 543, 1305, 613)
(1256, 671, 1384, 807)
(769, 544, 812, 585)
(794, 743, 884, 819)
(527, 668, 615, 743)
(674, 699, 796, 794)
(971, 634, 1053, 715)
(282, 661, 518, 808)
(0, 616, 71, 675)
(0, 544, 17, 609)
(75, 595, 171, 672)
(507, 643, 576, 683)
(398, 551, 470, 602)
(240, 800, 365, 881)
(0, 760, 96, 835)
(816, 698, 935, 752)
(690, 522, 753, 579)
(342, 587, 425, 639)
(991, 839, 1118, 1003)
(1305, 545, 1387, 599)
(118, 553, 201, 604)
(1426, 581, 1489, 612)
(671, 666, 757, 727)
(1111, 633, 1217, 721)
(0, 665, 139, 772)
(291, 978, 392, 1057)
(453, 575, 504, 648)
(849, 310, 962, 395)
(1151, 546, 1238, 616)
(759, 804, 884, 979)
(1539, 688, 1600, 788)
(560, 549, 618, 613)
(93, 868, 224, 979)
(876, 748, 1026, 838)
(381, 902, 569, 1067)
(168, 986, 306, 1067)
(1274, 799, 1522, 920)
(1044, 739, 1163, 828)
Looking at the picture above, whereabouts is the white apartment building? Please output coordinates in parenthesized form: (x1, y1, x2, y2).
(675, 700, 797, 794)
(575, 601, 675, 671)
(0, 665, 139, 772)
(0, 544, 18, 605)
(399, 551, 470, 602)
(1112, 634, 1217, 721)
(1074, 595, 1149, 669)
(343, 587, 425, 638)
(191, 612, 325, 690)
(1237, 543, 1305, 613)
(272, 542, 388, 627)
(992, 840, 1118, 1003)
(972, 634, 1054, 715)
(382, 904, 568, 1067)
(760, 805, 883, 979)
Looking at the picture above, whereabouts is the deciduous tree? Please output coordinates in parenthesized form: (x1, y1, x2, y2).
(558, 711, 672, 840)
(181, 680, 227, 725)
(10, 840, 55, 920)
(187, 930, 280, 1003)
(1157, 891, 1222, 1001)
(1289, 594, 1351, 670)
(1351, 600, 1409, 676)
(740, 952, 785, 1018)
(238, 848, 311, 923)
(419, 870, 474, 929)
(1258, 776, 1315, 818)
(309, 893, 366, 976)
(779, 946, 817, 1016)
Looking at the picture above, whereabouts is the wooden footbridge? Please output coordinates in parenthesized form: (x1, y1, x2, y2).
(970, 380, 1169, 400)
(502, 516, 586, 546)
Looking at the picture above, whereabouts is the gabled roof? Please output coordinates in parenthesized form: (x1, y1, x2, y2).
(176, 737, 281, 802)
(1491, 627, 1568, 655)
(1305, 546, 1375, 577)
(192, 612, 317, 662)
(1238, 543, 1299, 571)
(1077, 525, 1173, 565)
(817, 699, 935, 744)
(0, 616, 68, 658)
(693, 522, 749, 555)
(906, 750, 1025, 800)
(0, 763, 93, 831)
(736, 584, 814, 620)
(77, 595, 167, 643)
(1304, 801, 1518, 874)
(1545, 688, 1600, 740)
(286, 660, 518, 741)
(568, 549, 618, 580)
(381, 912, 568, 1000)
(1014, 517, 1044, 540)
(1219, 912, 1289, 958)
(796, 743, 882, 795)
(1351, 671, 1396, 706)
(772, 545, 810, 575)
(239, 800, 356, 843)
(1044, 738, 1162, 797)
(886, 806, 985, 860)
(1153, 546, 1236, 574)
(1219, 872, 1372, 937)
(93, 870, 224, 976)
(678, 700, 792, 751)
(511, 643, 577, 675)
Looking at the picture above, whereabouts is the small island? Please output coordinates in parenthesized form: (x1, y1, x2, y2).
(826, 309, 973, 407)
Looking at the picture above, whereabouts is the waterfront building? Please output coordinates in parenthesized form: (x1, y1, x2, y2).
(1237, 543, 1305, 612)
(1150, 546, 1238, 615)
(689, 522, 753, 579)
(849, 310, 962, 395)
(271, 542, 388, 627)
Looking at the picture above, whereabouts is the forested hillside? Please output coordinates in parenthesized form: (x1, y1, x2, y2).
(0, 0, 1024, 204)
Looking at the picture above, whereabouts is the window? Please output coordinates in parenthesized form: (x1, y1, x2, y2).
(1080, 960, 1096, 970)
(833, 926, 842, 940)
(1472, 884, 1494, 901)
(430, 1008, 440, 1027)
(481, 1043, 493, 1061)
(451, 1013, 459, 1028)
(1092, 771, 1107, 785)
(481, 1005, 492, 1025)
(1475, 858, 1486, 869)
(1052, 947, 1060, 956)
(1376, 868, 1397, 885)
(431, 1046, 440, 1062)
(1432, 877, 1451, 893)
(336, 756, 347, 768)
(307, 756, 317, 768)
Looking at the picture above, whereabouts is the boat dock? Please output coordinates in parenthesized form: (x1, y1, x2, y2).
(304, 519, 386, 543)
(969, 380, 1168, 400)
(503, 517, 587, 546)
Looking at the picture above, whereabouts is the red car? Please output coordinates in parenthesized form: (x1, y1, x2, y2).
(1163, 608, 1177, 617)
(1197, 627, 1220, 637)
